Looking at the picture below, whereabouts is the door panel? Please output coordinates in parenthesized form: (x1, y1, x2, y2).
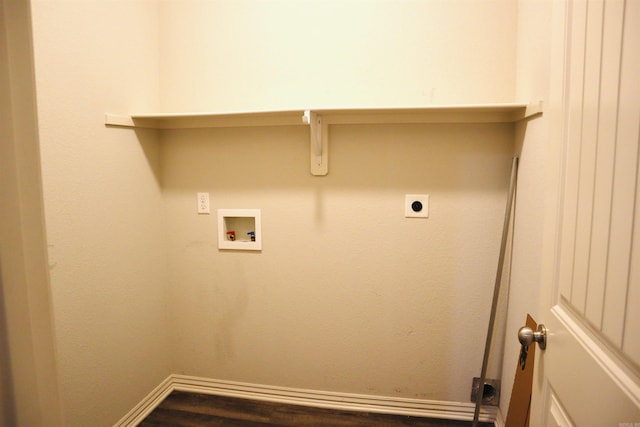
(544, 306, 639, 425)
(555, 0, 639, 371)
(546, 391, 573, 427)
(535, 0, 640, 425)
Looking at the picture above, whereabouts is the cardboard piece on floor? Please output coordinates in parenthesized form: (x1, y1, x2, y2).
(505, 314, 537, 427)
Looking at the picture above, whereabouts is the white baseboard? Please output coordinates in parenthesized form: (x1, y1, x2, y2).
(114, 375, 175, 426)
(115, 374, 498, 426)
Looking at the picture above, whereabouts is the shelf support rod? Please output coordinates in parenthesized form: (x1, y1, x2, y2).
(303, 110, 328, 176)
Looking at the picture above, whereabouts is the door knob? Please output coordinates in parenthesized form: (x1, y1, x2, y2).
(518, 324, 547, 350)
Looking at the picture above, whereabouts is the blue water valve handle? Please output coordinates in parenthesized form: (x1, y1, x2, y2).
(247, 231, 255, 242)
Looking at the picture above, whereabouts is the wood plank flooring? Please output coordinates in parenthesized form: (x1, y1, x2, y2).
(139, 391, 493, 427)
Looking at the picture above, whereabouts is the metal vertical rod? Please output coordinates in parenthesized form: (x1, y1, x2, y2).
(472, 157, 519, 426)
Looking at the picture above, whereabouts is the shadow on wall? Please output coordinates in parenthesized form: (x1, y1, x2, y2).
(159, 119, 515, 401)
(158, 122, 514, 192)
(134, 128, 163, 187)
(0, 264, 17, 427)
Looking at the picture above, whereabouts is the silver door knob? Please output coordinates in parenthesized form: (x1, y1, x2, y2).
(518, 324, 547, 350)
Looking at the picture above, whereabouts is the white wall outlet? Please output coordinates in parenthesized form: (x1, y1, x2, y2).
(405, 194, 429, 218)
(197, 192, 210, 214)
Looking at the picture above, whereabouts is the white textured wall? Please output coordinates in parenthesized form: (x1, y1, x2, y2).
(26, 0, 521, 422)
(159, 0, 517, 112)
(159, 0, 519, 404)
(163, 122, 514, 402)
(499, 0, 553, 415)
(30, 2, 170, 426)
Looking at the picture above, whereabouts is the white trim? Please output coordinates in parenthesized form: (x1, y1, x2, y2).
(113, 376, 174, 427)
(114, 374, 498, 426)
(104, 113, 135, 127)
(549, 391, 574, 427)
(104, 102, 543, 129)
(552, 304, 640, 407)
(105, 102, 542, 176)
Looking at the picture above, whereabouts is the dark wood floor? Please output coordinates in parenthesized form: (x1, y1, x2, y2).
(139, 391, 493, 427)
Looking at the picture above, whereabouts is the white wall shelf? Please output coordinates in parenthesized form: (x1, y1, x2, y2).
(105, 101, 543, 176)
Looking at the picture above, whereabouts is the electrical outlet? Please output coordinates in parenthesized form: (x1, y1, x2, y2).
(197, 192, 210, 214)
(405, 194, 429, 218)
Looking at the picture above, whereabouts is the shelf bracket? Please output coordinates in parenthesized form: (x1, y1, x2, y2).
(303, 110, 328, 176)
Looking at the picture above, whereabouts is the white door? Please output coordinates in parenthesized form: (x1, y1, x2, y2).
(531, 0, 640, 426)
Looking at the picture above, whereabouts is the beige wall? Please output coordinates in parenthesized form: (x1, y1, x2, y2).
(22, 0, 524, 424)
(499, 0, 553, 415)
(159, 0, 519, 405)
(29, 1, 170, 426)
(163, 123, 515, 401)
(159, 0, 517, 111)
